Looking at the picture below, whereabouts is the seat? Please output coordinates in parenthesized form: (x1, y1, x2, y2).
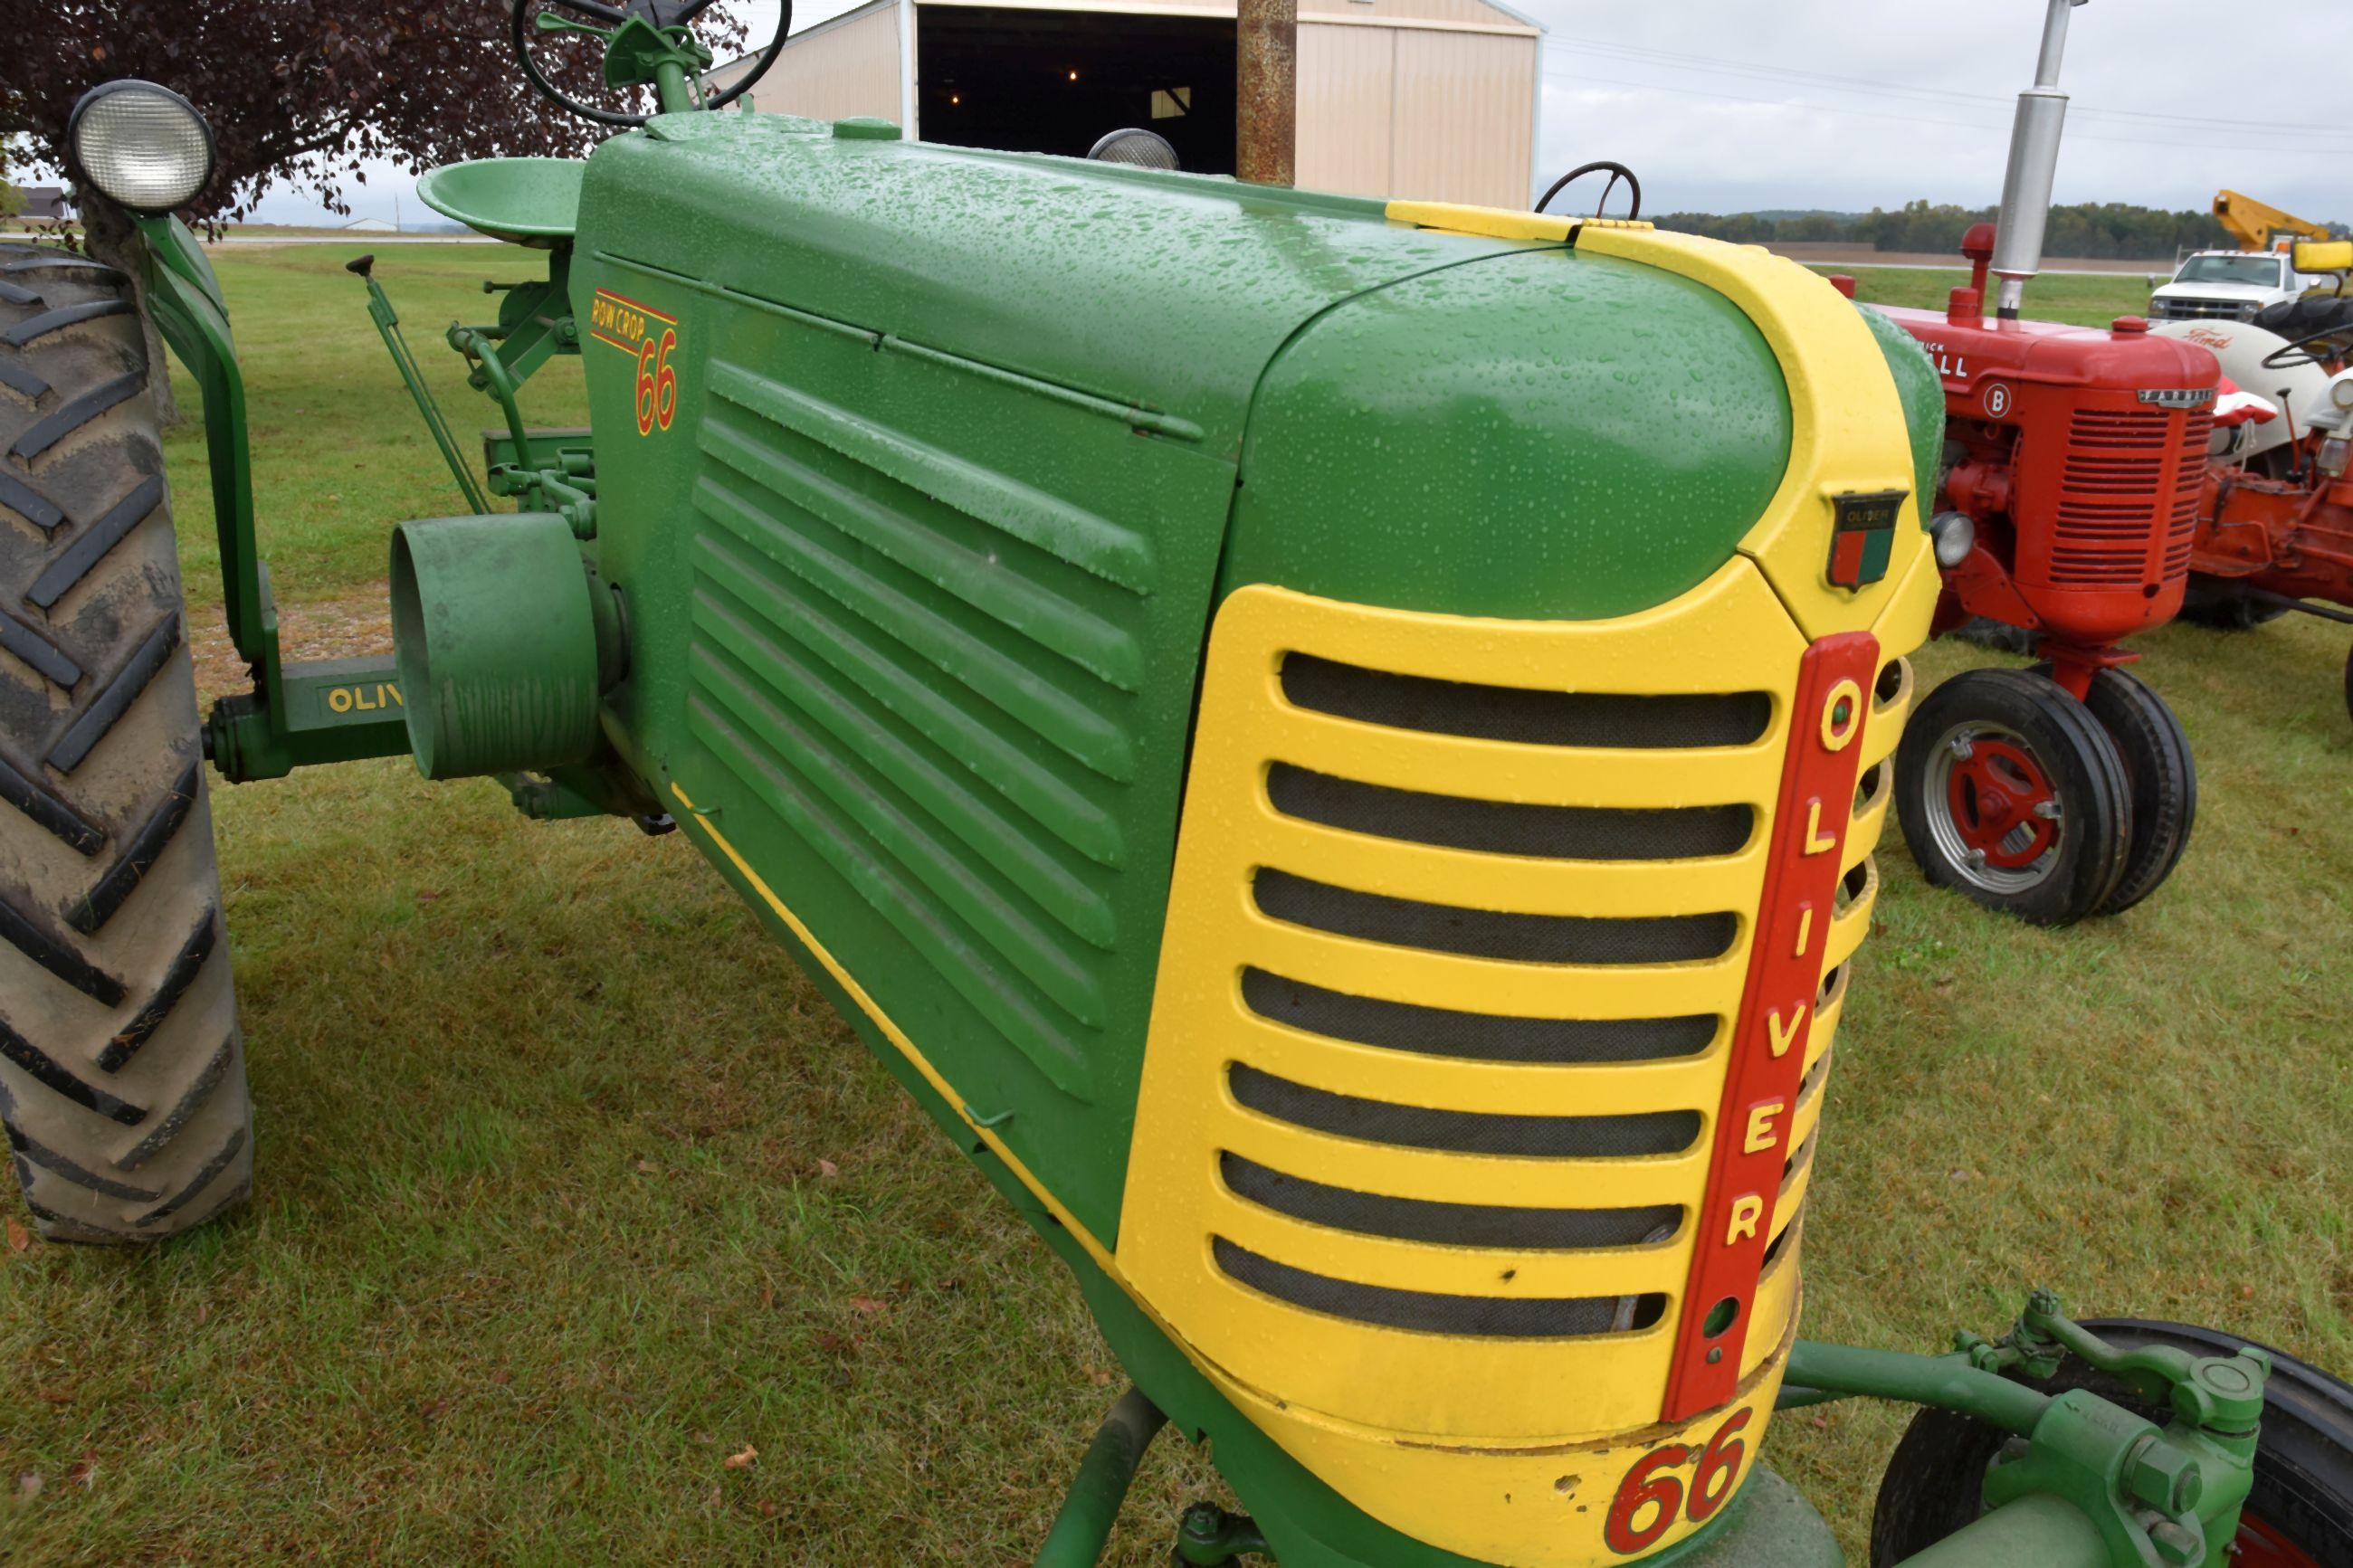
(415, 158, 584, 248)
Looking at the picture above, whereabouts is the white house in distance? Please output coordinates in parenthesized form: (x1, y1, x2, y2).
(710, 0, 1542, 209)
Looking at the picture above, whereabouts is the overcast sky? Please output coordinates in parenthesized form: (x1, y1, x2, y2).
(252, 0, 2353, 227)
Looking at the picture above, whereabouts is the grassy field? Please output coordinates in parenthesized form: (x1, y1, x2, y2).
(1, 248, 2348, 1565)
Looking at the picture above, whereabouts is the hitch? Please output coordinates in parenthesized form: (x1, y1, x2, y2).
(1784, 1292, 2270, 1568)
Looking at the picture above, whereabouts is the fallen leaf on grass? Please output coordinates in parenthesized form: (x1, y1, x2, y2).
(724, 1444, 758, 1470)
(815, 1159, 840, 1179)
(635, 1159, 656, 1174)
(67, 1452, 97, 1490)
(5, 1217, 29, 1254)
(14, 1471, 41, 1498)
(847, 1295, 889, 1316)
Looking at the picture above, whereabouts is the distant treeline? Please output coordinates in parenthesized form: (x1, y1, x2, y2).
(1653, 200, 2350, 260)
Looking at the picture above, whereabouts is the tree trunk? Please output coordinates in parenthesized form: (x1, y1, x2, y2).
(76, 191, 183, 428)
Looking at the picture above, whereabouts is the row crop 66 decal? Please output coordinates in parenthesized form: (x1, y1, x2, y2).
(589, 288, 681, 436)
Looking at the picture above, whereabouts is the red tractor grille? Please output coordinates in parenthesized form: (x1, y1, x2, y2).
(2048, 407, 2208, 587)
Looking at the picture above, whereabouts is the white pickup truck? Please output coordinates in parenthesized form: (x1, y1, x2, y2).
(2150, 249, 2327, 323)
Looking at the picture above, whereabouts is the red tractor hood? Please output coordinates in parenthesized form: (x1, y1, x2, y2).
(1877, 305, 2219, 411)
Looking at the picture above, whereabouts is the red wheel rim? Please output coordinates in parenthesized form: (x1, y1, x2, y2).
(1944, 737, 2057, 870)
(2233, 1514, 2323, 1568)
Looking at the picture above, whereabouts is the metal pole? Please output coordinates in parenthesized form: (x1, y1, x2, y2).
(1236, 0, 1296, 186)
(1031, 1388, 1169, 1568)
(1990, 0, 2090, 318)
(1783, 1340, 2054, 1437)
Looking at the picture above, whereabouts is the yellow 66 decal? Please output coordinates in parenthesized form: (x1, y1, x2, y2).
(589, 288, 680, 436)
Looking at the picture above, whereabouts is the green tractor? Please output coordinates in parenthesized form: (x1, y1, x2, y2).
(4, 5, 2349, 1563)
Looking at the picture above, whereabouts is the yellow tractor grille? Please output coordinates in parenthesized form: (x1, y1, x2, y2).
(1114, 561, 1909, 1444)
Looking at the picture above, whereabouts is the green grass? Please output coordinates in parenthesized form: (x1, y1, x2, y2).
(1815, 263, 2168, 328)
(2, 247, 2348, 1564)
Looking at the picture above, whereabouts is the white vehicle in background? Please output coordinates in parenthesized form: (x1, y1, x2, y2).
(2150, 249, 2327, 323)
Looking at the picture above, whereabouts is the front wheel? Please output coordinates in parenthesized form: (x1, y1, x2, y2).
(1894, 669, 2132, 926)
(2049, 666, 2196, 917)
(1870, 1321, 2353, 1566)
(0, 244, 252, 1241)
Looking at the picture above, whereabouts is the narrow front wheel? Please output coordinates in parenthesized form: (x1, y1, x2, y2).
(1894, 669, 2131, 926)
(2040, 665, 2196, 917)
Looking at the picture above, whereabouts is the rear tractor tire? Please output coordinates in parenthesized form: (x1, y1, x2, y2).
(0, 243, 252, 1241)
(1870, 1320, 2353, 1567)
(1894, 668, 2131, 926)
(2178, 575, 2289, 631)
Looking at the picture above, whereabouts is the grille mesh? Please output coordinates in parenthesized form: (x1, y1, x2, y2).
(1115, 571, 1887, 1416)
(1269, 764, 1753, 860)
(1214, 1238, 1666, 1339)
(1242, 969, 1715, 1064)
(1231, 1064, 1701, 1158)
(1281, 654, 1771, 749)
(2052, 407, 2206, 587)
(1255, 869, 1739, 966)
(1222, 1153, 1681, 1250)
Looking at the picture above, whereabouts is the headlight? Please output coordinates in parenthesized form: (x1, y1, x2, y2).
(1086, 128, 1180, 171)
(1929, 510, 1977, 569)
(68, 81, 214, 215)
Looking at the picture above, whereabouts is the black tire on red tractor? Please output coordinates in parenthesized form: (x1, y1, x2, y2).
(2031, 664, 2197, 917)
(2178, 575, 2289, 632)
(1894, 669, 2132, 927)
(0, 244, 253, 1242)
(1869, 1320, 2353, 1568)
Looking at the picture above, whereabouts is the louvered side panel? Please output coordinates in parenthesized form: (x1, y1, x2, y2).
(686, 356, 1163, 1101)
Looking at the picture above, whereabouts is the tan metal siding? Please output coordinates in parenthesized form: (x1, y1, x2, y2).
(746, 6, 905, 123)
(1298, 0, 1527, 29)
(931, 0, 1536, 33)
(1388, 28, 1533, 208)
(1295, 24, 1396, 198)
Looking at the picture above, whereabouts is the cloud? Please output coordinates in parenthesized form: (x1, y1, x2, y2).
(252, 0, 2353, 226)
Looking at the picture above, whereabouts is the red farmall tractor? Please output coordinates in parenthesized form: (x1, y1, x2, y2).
(2147, 274, 2353, 717)
(1856, 232, 2212, 927)
(1851, 0, 2217, 927)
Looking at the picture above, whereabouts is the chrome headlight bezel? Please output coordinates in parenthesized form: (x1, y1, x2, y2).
(66, 80, 216, 216)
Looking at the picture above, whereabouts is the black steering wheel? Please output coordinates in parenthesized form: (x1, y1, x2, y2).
(511, 0, 791, 128)
(1537, 161, 1643, 223)
(2261, 331, 2353, 373)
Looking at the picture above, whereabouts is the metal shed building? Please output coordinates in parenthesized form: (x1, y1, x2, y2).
(715, 0, 1542, 208)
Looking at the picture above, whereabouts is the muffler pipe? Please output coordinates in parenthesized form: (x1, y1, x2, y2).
(1991, 0, 2090, 319)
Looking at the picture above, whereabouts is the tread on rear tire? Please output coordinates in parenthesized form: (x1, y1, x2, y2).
(0, 242, 252, 1242)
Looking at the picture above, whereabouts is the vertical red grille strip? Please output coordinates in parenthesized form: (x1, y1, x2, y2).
(1659, 631, 1879, 1421)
